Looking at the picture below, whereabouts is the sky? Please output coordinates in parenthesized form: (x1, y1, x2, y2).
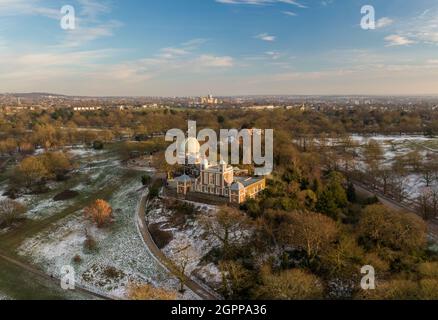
(1, 0, 438, 96)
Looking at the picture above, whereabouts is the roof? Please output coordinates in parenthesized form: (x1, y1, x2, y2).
(234, 176, 265, 188)
(231, 182, 245, 191)
(175, 174, 192, 183)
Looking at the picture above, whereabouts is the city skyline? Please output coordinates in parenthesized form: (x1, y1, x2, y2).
(1, 0, 438, 96)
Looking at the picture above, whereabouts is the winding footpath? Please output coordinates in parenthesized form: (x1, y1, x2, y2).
(135, 192, 220, 300)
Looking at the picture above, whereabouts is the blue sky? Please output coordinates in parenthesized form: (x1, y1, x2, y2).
(1, 0, 438, 96)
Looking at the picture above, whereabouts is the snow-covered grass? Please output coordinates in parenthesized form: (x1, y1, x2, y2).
(325, 135, 438, 201)
(13, 148, 123, 221)
(355, 136, 438, 200)
(147, 199, 223, 291)
(0, 292, 11, 300)
(0, 182, 8, 202)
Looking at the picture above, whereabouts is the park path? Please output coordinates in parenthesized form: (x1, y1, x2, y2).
(135, 192, 220, 300)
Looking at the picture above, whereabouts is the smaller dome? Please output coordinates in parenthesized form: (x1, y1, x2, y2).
(231, 182, 245, 191)
(201, 158, 209, 169)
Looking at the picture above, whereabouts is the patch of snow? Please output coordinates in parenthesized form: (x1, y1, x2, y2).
(147, 199, 223, 291)
(0, 293, 12, 300)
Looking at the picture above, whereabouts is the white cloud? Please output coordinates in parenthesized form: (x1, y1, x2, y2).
(265, 51, 281, 59)
(0, 0, 121, 47)
(282, 11, 297, 16)
(0, 38, 234, 92)
(0, 0, 59, 18)
(215, 0, 307, 9)
(385, 34, 415, 46)
(382, 9, 438, 46)
(376, 17, 394, 29)
(78, 0, 110, 20)
(255, 33, 276, 41)
(61, 20, 122, 47)
(195, 55, 234, 68)
(321, 0, 334, 6)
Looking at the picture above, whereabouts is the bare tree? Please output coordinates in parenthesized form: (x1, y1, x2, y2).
(418, 188, 438, 221)
(201, 206, 251, 259)
(0, 199, 26, 227)
(172, 244, 194, 293)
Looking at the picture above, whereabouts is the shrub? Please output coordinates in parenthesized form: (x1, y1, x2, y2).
(93, 141, 104, 150)
(0, 199, 26, 227)
(254, 267, 324, 300)
(83, 232, 98, 253)
(128, 283, 177, 300)
(84, 199, 113, 228)
(72, 254, 82, 264)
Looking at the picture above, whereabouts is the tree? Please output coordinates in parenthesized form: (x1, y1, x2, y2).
(41, 152, 73, 180)
(0, 199, 26, 227)
(31, 124, 57, 149)
(172, 244, 193, 293)
(128, 283, 177, 300)
(84, 199, 113, 228)
(219, 260, 253, 300)
(338, 134, 359, 171)
(201, 206, 251, 259)
(405, 150, 422, 171)
(316, 172, 348, 220)
(320, 233, 363, 277)
(359, 279, 438, 300)
(14, 156, 50, 188)
(359, 279, 420, 300)
(363, 140, 383, 187)
(418, 188, 438, 221)
(0, 138, 17, 155)
(254, 267, 324, 300)
(358, 205, 427, 253)
(418, 262, 438, 279)
(420, 159, 438, 187)
(286, 211, 338, 263)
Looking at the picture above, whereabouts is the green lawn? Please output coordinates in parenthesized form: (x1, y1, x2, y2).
(0, 257, 99, 300)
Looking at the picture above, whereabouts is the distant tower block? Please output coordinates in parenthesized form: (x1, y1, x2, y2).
(200, 94, 219, 105)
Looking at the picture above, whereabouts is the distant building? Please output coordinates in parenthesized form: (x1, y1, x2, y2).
(174, 159, 266, 205)
(244, 105, 276, 111)
(73, 106, 101, 111)
(200, 94, 219, 105)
